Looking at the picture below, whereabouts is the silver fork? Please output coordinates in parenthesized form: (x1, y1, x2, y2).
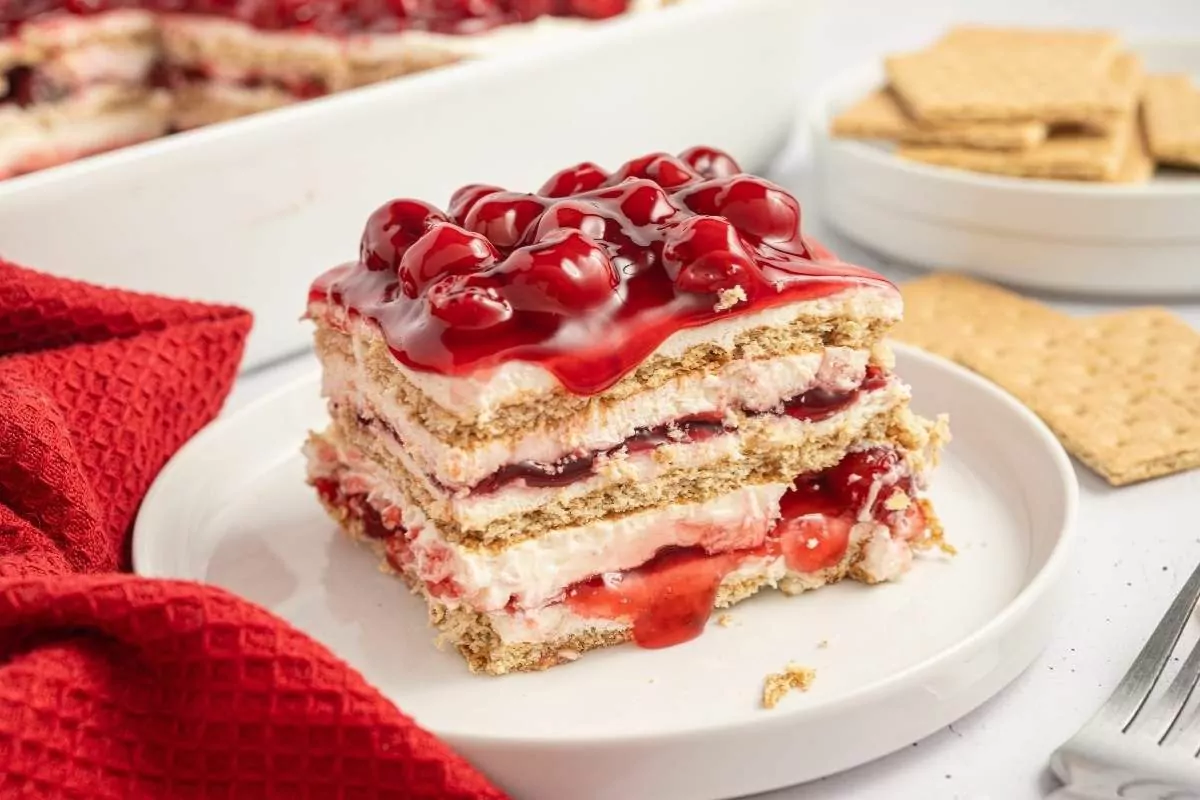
(1050, 562, 1200, 799)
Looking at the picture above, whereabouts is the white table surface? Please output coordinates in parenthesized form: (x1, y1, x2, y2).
(223, 2, 1200, 797)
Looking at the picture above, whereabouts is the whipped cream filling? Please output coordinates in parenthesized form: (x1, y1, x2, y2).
(327, 340, 878, 489)
(322, 285, 901, 422)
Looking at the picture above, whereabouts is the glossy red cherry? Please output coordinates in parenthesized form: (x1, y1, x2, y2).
(617, 179, 680, 226)
(501, 230, 619, 313)
(717, 176, 801, 244)
(398, 222, 499, 297)
(680, 146, 742, 179)
(609, 153, 701, 189)
(448, 183, 502, 225)
(539, 162, 609, 198)
(360, 198, 447, 271)
(778, 515, 853, 574)
(824, 448, 904, 518)
(533, 199, 612, 242)
(427, 275, 513, 329)
(463, 192, 549, 250)
(509, 0, 554, 21)
(662, 216, 757, 295)
(565, 0, 626, 18)
(673, 180, 723, 217)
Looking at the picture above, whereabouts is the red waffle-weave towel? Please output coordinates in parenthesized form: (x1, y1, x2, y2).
(0, 261, 506, 799)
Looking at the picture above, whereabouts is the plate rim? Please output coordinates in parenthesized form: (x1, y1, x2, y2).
(133, 342, 1080, 746)
(806, 39, 1200, 201)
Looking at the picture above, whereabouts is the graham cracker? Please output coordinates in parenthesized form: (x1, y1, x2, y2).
(1142, 74, 1200, 170)
(831, 89, 1047, 150)
(1115, 112, 1155, 183)
(959, 308, 1200, 486)
(886, 34, 1137, 129)
(931, 26, 1122, 59)
(896, 99, 1141, 182)
(890, 274, 1072, 363)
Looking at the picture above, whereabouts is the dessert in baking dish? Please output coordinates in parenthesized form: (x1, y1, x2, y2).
(0, 1, 671, 178)
(304, 146, 950, 674)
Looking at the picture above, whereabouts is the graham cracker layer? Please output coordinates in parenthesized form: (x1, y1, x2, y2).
(315, 309, 895, 448)
(318, 391, 934, 546)
(318, 489, 944, 675)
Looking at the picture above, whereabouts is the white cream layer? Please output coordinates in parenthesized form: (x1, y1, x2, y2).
(485, 520, 914, 646)
(318, 284, 901, 423)
(327, 338, 879, 490)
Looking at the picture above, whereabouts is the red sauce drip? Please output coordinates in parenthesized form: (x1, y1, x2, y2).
(565, 546, 745, 648)
(0, 0, 631, 38)
(310, 146, 896, 396)
(560, 445, 914, 648)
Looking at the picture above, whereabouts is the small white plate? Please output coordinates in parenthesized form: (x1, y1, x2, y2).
(134, 345, 1078, 800)
(810, 41, 1200, 299)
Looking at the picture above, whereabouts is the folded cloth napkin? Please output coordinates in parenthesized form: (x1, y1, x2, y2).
(0, 261, 506, 799)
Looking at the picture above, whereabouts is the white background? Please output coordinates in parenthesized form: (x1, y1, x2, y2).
(226, 2, 1200, 797)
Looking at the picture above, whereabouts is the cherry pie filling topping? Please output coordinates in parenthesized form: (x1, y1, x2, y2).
(312, 146, 895, 395)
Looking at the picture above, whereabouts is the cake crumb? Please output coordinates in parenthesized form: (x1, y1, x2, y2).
(883, 489, 911, 511)
(817, 639, 829, 649)
(714, 286, 747, 311)
(557, 649, 580, 662)
(716, 613, 735, 628)
(761, 664, 816, 709)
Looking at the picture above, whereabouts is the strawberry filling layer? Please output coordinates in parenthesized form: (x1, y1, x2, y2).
(313, 445, 926, 650)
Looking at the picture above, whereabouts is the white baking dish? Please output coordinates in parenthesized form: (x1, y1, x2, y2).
(0, 0, 815, 369)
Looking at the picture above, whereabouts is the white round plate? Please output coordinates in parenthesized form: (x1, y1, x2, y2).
(810, 40, 1200, 298)
(134, 345, 1077, 800)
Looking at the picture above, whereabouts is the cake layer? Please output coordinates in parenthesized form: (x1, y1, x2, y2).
(0, 86, 168, 178)
(315, 371, 917, 530)
(317, 475, 943, 675)
(310, 282, 901, 436)
(309, 374, 933, 545)
(317, 310, 887, 486)
(307, 410, 945, 609)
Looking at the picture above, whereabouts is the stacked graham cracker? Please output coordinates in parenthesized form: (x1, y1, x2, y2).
(832, 26, 1200, 183)
(892, 274, 1200, 486)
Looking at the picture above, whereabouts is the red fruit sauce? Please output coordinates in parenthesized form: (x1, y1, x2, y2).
(564, 445, 914, 648)
(311, 147, 895, 395)
(0, 0, 632, 38)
